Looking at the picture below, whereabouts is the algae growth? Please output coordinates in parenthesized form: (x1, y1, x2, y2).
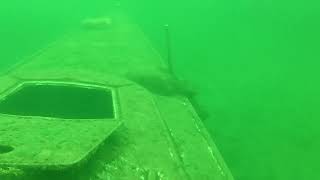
(0, 0, 320, 180)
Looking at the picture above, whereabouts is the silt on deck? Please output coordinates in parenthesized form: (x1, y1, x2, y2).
(0, 12, 233, 180)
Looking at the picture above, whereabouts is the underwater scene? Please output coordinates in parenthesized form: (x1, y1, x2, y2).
(0, 0, 319, 180)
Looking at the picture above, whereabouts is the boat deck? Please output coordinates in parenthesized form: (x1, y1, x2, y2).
(0, 12, 233, 180)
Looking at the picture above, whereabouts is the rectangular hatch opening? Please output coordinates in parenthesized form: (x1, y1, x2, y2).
(0, 83, 115, 119)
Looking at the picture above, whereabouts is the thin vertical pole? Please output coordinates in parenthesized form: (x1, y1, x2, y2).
(164, 24, 174, 75)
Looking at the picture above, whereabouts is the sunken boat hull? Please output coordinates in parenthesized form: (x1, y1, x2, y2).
(0, 12, 233, 180)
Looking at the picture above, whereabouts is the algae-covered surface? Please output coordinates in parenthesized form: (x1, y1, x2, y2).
(0, 81, 121, 169)
(1, 1, 320, 180)
(0, 12, 233, 180)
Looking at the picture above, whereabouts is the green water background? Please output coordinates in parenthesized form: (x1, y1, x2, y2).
(0, 0, 320, 179)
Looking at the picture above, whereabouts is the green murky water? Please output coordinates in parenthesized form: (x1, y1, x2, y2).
(0, 0, 320, 179)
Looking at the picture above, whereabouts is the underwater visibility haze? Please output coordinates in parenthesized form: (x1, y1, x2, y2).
(0, 0, 320, 180)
